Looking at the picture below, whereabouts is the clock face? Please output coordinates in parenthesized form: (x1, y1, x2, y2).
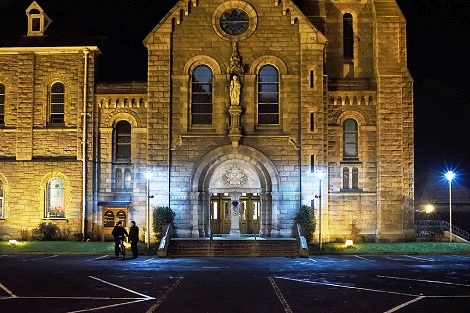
(220, 9, 249, 36)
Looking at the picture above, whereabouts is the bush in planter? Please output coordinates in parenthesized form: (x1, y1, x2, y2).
(294, 205, 316, 243)
(152, 206, 175, 240)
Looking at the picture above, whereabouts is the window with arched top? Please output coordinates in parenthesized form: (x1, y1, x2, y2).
(191, 65, 213, 125)
(124, 169, 132, 189)
(343, 119, 358, 159)
(343, 167, 350, 189)
(45, 178, 65, 218)
(114, 120, 131, 162)
(343, 13, 354, 60)
(0, 180, 4, 218)
(257, 65, 279, 125)
(352, 167, 359, 189)
(50, 82, 65, 125)
(0, 83, 4, 125)
(115, 168, 123, 189)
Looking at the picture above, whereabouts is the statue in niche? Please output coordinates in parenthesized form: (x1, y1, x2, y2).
(230, 74, 241, 106)
(229, 41, 243, 106)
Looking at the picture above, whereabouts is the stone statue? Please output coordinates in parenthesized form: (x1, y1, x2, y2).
(230, 74, 241, 106)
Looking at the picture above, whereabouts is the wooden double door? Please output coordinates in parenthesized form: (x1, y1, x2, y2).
(210, 193, 260, 235)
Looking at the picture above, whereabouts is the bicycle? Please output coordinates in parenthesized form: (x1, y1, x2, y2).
(118, 237, 126, 260)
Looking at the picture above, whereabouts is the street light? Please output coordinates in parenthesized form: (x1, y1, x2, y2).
(316, 170, 325, 249)
(145, 171, 153, 249)
(445, 171, 455, 242)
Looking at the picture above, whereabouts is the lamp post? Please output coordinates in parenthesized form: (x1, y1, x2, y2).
(145, 171, 153, 249)
(316, 171, 325, 249)
(445, 171, 455, 242)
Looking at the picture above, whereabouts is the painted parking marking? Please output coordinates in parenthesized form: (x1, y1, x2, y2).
(269, 277, 293, 313)
(84, 255, 108, 262)
(146, 277, 183, 313)
(309, 258, 317, 262)
(377, 275, 470, 287)
(404, 255, 435, 262)
(353, 255, 376, 261)
(384, 295, 426, 313)
(0, 275, 157, 313)
(0, 283, 17, 298)
(275, 276, 419, 297)
(22, 255, 58, 262)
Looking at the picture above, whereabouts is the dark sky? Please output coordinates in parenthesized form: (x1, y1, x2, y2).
(1, 0, 469, 186)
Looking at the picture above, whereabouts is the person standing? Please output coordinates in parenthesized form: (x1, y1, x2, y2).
(128, 220, 139, 258)
(111, 221, 128, 258)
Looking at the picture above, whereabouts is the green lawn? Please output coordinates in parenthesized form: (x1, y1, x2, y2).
(0, 240, 158, 255)
(1, 240, 470, 255)
(309, 242, 470, 255)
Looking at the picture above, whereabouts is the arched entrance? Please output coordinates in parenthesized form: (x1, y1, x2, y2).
(191, 145, 279, 238)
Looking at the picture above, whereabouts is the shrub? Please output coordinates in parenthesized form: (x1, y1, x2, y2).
(31, 222, 60, 241)
(152, 206, 175, 240)
(294, 205, 316, 243)
(21, 228, 30, 240)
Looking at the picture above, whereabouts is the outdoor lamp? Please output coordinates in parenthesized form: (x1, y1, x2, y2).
(145, 171, 153, 249)
(445, 171, 455, 242)
(316, 171, 324, 249)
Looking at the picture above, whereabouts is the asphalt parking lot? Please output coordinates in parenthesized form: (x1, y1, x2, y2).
(0, 254, 469, 313)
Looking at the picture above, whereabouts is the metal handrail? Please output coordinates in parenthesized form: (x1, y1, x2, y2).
(157, 224, 172, 257)
(296, 223, 309, 257)
(415, 220, 470, 242)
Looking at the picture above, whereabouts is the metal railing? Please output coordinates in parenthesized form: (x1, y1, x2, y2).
(415, 220, 470, 242)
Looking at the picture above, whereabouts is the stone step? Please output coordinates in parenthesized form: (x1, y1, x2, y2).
(167, 238, 299, 257)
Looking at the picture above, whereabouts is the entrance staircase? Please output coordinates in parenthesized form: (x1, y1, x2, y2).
(166, 237, 300, 257)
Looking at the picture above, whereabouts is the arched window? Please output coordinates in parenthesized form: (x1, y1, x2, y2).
(124, 168, 132, 189)
(191, 65, 213, 125)
(343, 13, 354, 60)
(343, 119, 358, 159)
(0, 180, 4, 218)
(257, 65, 279, 125)
(115, 168, 123, 189)
(50, 82, 65, 124)
(114, 121, 131, 162)
(0, 83, 4, 125)
(343, 167, 350, 189)
(352, 167, 359, 189)
(46, 178, 65, 218)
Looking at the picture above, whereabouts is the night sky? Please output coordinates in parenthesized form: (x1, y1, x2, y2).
(1, 0, 469, 186)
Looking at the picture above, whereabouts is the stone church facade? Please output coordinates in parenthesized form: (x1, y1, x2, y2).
(0, 0, 414, 242)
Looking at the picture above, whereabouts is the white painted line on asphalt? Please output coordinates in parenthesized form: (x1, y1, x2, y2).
(22, 255, 58, 262)
(141, 258, 155, 263)
(0, 282, 16, 297)
(146, 277, 184, 313)
(276, 276, 420, 297)
(404, 255, 435, 262)
(69, 298, 148, 313)
(354, 255, 376, 261)
(89, 276, 155, 299)
(384, 295, 426, 313)
(309, 258, 317, 262)
(269, 277, 293, 313)
(377, 275, 470, 287)
(84, 255, 108, 262)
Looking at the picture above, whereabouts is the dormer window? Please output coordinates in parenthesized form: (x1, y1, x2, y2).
(26, 1, 52, 36)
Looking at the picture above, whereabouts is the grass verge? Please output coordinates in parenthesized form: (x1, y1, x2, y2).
(309, 242, 470, 255)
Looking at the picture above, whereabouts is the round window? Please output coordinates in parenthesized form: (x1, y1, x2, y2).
(220, 9, 249, 36)
(213, 1, 257, 41)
